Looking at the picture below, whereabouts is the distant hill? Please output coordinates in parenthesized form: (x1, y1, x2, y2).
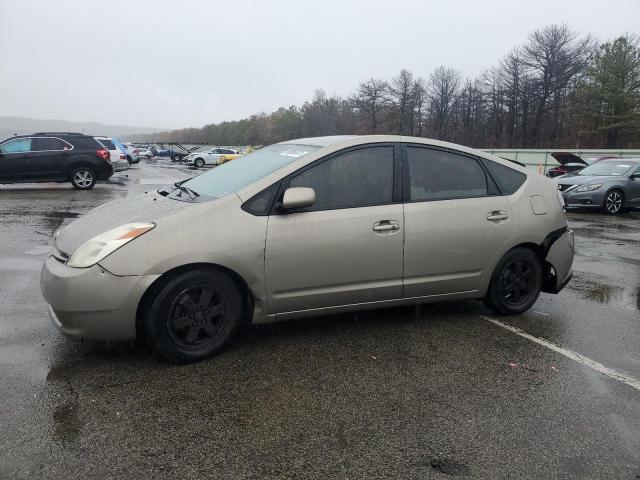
(0, 116, 165, 140)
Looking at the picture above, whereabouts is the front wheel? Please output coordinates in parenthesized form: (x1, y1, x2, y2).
(194, 158, 205, 168)
(142, 269, 244, 363)
(70, 167, 96, 190)
(603, 189, 623, 214)
(483, 248, 543, 315)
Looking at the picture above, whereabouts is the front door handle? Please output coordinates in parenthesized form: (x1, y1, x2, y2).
(487, 211, 509, 221)
(373, 220, 400, 232)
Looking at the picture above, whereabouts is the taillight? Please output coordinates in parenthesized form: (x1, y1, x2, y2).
(119, 153, 126, 160)
(96, 149, 110, 162)
(133, 149, 139, 154)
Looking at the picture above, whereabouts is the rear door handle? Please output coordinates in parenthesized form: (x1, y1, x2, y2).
(373, 220, 400, 232)
(487, 211, 509, 221)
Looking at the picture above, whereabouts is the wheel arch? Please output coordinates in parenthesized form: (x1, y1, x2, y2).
(488, 241, 557, 295)
(135, 262, 254, 339)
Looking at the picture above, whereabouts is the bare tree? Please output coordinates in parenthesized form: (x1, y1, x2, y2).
(349, 78, 389, 133)
(427, 66, 462, 139)
(522, 24, 596, 145)
(388, 69, 416, 134)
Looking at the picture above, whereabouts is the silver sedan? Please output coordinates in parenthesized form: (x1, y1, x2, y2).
(556, 159, 640, 214)
(41, 135, 574, 362)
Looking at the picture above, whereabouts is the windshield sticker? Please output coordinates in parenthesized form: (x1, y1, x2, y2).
(280, 149, 309, 158)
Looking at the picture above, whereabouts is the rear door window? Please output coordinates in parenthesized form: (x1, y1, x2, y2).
(1, 138, 32, 153)
(32, 137, 68, 151)
(405, 146, 491, 201)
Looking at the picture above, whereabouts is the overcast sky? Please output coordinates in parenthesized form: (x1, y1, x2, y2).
(1, 0, 639, 130)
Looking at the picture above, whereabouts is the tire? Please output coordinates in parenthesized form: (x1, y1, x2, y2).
(70, 166, 96, 190)
(142, 269, 244, 363)
(483, 247, 543, 315)
(194, 158, 205, 168)
(603, 189, 624, 214)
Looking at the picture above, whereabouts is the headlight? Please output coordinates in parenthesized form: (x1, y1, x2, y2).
(574, 183, 603, 193)
(67, 222, 155, 268)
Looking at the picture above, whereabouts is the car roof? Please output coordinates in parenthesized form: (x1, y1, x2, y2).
(278, 135, 359, 147)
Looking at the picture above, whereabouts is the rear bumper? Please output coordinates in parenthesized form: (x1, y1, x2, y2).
(542, 229, 574, 294)
(40, 255, 159, 341)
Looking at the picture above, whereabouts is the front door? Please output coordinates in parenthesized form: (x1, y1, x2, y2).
(402, 145, 514, 297)
(627, 164, 640, 207)
(0, 137, 33, 182)
(265, 144, 404, 314)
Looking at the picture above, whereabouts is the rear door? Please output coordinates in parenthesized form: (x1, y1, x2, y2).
(31, 137, 70, 179)
(0, 137, 34, 181)
(627, 164, 640, 206)
(402, 145, 514, 297)
(265, 144, 404, 314)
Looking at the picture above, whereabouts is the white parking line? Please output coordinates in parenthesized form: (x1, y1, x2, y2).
(480, 315, 640, 392)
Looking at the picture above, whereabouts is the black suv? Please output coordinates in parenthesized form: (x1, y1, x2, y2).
(0, 132, 114, 189)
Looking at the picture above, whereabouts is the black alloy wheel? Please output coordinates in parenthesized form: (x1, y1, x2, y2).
(484, 248, 542, 315)
(167, 286, 225, 348)
(143, 268, 243, 363)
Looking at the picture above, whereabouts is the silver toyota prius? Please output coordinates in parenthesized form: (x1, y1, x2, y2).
(40, 135, 574, 362)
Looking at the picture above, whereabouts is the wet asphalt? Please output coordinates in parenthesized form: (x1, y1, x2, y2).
(1, 160, 639, 479)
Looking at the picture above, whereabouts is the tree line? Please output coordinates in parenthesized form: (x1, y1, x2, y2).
(134, 25, 640, 149)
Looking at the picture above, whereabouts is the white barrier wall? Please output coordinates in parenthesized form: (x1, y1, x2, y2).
(482, 149, 640, 174)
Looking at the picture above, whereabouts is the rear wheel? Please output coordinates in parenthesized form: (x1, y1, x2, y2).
(70, 167, 96, 190)
(603, 189, 623, 214)
(194, 158, 205, 168)
(143, 269, 244, 363)
(484, 248, 543, 315)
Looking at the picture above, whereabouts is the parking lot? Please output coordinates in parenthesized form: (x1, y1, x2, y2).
(1, 159, 639, 479)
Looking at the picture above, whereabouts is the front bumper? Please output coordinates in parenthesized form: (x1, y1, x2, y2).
(543, 229, 575, 293)
(562, 189, 606, 209)
(40, 255, 159, 341)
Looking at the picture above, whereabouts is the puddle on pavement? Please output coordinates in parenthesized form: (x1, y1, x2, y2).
(52, 398, 82, 443)
(429, 458, 471, 476)
(567, 276, 640, 311)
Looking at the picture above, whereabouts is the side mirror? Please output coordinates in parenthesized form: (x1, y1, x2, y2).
(281, 187, 316, 211)
(631, 173, 640, 179)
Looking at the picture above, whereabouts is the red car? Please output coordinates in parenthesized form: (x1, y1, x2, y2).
(546, 152, 616, 178)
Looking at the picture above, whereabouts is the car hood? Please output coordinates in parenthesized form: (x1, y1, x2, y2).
(555, 175, 615, 186)
(551, 152, 587, 166)
(54, 192, 193, 254)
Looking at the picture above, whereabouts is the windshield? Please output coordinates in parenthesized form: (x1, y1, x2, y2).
(578, 161, 638, 176)
(175, 144, 320, 199)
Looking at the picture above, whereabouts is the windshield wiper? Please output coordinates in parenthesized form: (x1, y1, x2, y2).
(172, 181, 200, 200)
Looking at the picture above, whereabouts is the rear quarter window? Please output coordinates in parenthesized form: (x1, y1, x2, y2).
(481, 158, 527, 195)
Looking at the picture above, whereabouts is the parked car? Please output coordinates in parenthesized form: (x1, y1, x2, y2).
(546, 152, 614, 177)
(185, 147, 240, 167)
(556, 158, 640, 214)
(168, 148, 189, 162)
(0, 132, 113, 189)
(41, 135, 574, 362)
(94, 136, 129, 172)
(122, 143, 140, 164)
(137, 148, 153, 160)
